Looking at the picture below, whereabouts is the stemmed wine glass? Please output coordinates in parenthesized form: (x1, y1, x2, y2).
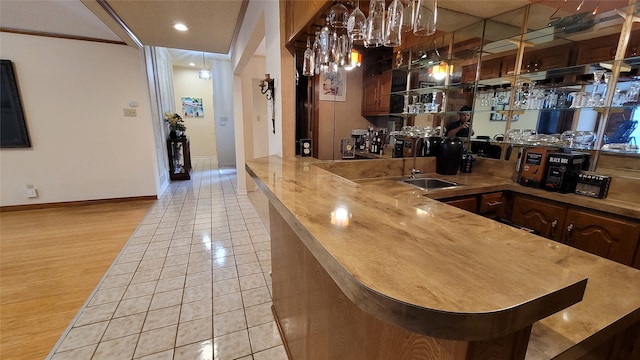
(413, 0, 436, 36)
(384, 0, 404, 47)
(347, 1, 367, 41)
(302, 36, 315, 76)
(365, 0, 385, 47)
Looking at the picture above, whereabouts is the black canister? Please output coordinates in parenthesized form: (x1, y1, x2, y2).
(460, 151, 474, 173)
(436, 137, 464, 175)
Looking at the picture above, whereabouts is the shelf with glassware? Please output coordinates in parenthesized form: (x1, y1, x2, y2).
(468, 57, 640, 151)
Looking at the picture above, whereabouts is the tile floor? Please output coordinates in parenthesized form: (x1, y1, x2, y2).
(48, 159, 287, 360)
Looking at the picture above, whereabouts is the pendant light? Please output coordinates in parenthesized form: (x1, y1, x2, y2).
(198, 52, 211, 80)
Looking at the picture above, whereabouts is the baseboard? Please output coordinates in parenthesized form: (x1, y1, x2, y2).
(0, 195, 157, 212)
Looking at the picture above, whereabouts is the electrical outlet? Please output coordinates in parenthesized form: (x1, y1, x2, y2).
(123, 108, 137, 117)
(24, 185, 38, 198)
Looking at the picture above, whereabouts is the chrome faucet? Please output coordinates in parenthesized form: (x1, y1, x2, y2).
(410, 137, 423, 179)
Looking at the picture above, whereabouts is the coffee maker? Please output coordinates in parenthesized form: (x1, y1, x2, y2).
(543, 151, 590, 193)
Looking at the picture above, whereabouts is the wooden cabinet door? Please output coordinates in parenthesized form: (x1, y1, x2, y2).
(377, 71, 392, 114)
(563, 209, 640, 266)
(445, 196, 478, 213)
(362, 76, 379, 115)
(478, 192, 504, 219)
(511, 195, 566, 241)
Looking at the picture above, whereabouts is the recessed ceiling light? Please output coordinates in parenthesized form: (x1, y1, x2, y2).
(189, 62, 195, 67)
(173, 23, 188, 31)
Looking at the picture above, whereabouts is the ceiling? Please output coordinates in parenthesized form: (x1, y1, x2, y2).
(0, 0, 249, 68)
(0, 0, 629, 68)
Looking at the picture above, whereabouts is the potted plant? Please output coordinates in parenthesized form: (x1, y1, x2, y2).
(164, 112, 187, 139)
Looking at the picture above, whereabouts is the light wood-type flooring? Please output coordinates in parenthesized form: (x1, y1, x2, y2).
(0, 200, 155, 359)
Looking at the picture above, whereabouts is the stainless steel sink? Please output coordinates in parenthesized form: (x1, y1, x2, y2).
(400, 177, 460, 190)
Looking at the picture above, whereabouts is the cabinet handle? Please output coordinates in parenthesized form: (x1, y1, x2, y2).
(550, 219, 558, 237)
(486, 201, 503, 207)
(566, 223, 574, 243)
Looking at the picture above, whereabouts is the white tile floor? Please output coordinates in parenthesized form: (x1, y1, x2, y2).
(48, 159, 287, 360)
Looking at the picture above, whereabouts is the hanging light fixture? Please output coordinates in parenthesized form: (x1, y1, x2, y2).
(198, 52, 211, 80)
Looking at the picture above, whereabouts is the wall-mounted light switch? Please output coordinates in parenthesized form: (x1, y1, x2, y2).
(123, 108, 137, 117)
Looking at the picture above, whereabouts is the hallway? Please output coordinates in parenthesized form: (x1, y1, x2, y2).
(48, 159, 286, 359)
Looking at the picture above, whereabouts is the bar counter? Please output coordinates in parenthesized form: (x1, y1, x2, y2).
(246, 155, 640, 359)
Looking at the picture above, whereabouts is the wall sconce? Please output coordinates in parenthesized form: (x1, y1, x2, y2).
(258, 74, 275, 101)
(258, 74, 276, 134)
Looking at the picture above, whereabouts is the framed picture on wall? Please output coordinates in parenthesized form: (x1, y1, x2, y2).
(319, 69, 346, 102)
(181, 97, 204, 117)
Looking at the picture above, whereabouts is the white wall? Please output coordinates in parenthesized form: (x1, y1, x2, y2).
(0, 32, 157, 206)
(172, 67, 217, 160)
(211, 57, 236, 167)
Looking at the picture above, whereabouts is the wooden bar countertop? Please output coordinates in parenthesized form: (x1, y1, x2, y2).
(246, 155, 640, 359)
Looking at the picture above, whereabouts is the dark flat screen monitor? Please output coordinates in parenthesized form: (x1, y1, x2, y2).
(1, 59, 31, 148)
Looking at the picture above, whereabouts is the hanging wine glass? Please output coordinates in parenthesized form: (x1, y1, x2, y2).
(312, 30, 321, 75)
(334, 32, 352, 67)
(384, 0, 403, 47)
(302, 37, 315, 76)
(329, 2, 349, 29)
(347, 0, 367, 41)
(400, 0, 415, 32)
(365, 0, 385, 48)
(413, 0, 437, 36)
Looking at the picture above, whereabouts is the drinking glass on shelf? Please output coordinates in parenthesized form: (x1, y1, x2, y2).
(403, 94, 410, 114)
(413, 0, 436, 36)
(384, 0, 404, 47)
(506, 129, 522, 143)
(365, 0, 385, 47)
(347, 0, 367, 41)
(578, 131, 595, 148)
(545, 88, 558, 109)
(561, 130, 578, 147)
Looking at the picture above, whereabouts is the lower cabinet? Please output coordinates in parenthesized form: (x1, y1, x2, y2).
(443, 195, 478, 213)
(511, 195, 566, 241)
(510, 194, 640, 268)
(442, 192, 505, 218)
(564, 208, 640, 266)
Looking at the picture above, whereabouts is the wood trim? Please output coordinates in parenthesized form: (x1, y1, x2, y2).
(0, 27, 127, 45)
(0, 195, 157, 212)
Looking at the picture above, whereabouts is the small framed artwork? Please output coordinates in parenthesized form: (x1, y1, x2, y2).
(319, 69, 346, 102)
(181, 97, 204, 117)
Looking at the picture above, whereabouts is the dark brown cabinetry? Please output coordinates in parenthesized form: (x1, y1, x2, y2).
(444, 195, 478, 213)
(511, 195, 566, 241)
(564, 208, 640, 266)
(443, 192, 505, 218)
(510, 194, 640, 268)
(362, 71, 392, 116)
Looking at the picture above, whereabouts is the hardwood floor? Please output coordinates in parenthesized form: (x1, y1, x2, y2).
(0, 200, 154, 360)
